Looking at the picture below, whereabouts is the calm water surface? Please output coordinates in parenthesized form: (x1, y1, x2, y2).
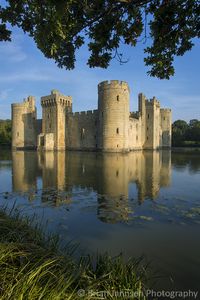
(0, 150, 200, 292)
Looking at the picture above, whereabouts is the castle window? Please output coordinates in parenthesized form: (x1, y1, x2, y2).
(95, 120, 97, 126)
(164, 117, 166, 121)
(102, 112, 103, 117)
(136, 124, 138, 130)
(148, 113, 150, 119)
(94, 135, 96, 139)
(17, 132, 19, 137)
(48, 113, 50, 119)
(117, 95, 119, 101)
(96, 144, 97, 148)
(49, 123, 51, 129)
(147, 126, 149, 131)
(116, 128, 119, 134)
(116, 170, 119, 177)
(136, 135, 138, 141)
(81, 128, 85, 139)
(117, 144, 119, 148)
(147, 136, 148, 140)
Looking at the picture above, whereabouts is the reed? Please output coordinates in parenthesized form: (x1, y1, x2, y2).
(0, 208, 149, 299)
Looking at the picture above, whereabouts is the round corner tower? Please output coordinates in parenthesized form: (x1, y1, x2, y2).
(12, 96, 37, 149)
(97, 80, 130, 152)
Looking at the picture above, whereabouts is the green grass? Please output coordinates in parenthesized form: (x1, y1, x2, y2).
(0, 208, 149, 299)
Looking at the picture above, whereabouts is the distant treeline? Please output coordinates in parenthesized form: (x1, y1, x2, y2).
(172, 119, 200, 147)
(0, 119, 200, 148)
(0, 120, 11, 146)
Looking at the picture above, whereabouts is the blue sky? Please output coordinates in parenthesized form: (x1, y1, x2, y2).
(0, 26, 199, 121)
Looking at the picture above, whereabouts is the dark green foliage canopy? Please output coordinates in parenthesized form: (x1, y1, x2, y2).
(0, 0, 199, 79)
(0, 120, 11, 145)
(172, 119, 200, 147)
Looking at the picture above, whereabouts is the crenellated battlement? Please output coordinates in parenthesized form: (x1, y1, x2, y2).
(160, 108, 171, 113)
(145, 97, 160, 107)
(41, 96, 72, 107)
(69, 109, 98, 117)
(11, 80, 172, 151)
(12, 96, 35, 109)
(98, 80, 129, 91)
(41, 89, 72, 107)
(12, 102, 28, 108)
(130, 111, 141, 120)
(138, 93, 146, 99)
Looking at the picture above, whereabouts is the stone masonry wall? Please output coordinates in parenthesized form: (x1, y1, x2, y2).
(11, 82, 172, 152)
(12, 96, 37, 149)
(66, 110, 98, 150)
(97, 80, 130, 152)
(160, 109, 172, 148)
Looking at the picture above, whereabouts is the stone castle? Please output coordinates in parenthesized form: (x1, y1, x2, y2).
(11, 80, 172, 152)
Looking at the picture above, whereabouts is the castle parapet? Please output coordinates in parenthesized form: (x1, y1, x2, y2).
(98, 80, 129, 92)
(51, 89, 60, 95)
(11, 80, 172, 152)
(12, 96, 35, 109)
(145, 98, 160, 107)
(70, 110, 98, 117)
(160, 108, 171, 113)
(41, 96, 72, 107)
(130, 111, 141, 119)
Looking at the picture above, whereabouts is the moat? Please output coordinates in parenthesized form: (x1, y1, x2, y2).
(0, 149, 200, 292)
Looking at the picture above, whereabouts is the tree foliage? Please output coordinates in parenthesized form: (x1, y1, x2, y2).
(0, 120, 12, 145)
(0, 0, 199, 78)
(172, 119, 200, 147)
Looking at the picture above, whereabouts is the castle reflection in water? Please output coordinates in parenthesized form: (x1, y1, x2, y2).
(12, 151, 171, 223)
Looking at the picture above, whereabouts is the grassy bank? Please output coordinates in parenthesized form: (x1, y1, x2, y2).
(0, 208, 149, 299)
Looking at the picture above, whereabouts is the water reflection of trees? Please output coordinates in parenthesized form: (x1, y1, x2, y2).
(172, 152, 200, 173)
(0, 149, 12, 161)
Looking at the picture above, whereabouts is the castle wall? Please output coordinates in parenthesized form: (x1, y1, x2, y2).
(12, 96, 37, 149)
(11, 81, 172, 152)
(40, 90, 72, 150)
(138, 93, 147, 146)
(153, 100, 161, 149)
(97, 80, 130, 152)
(128, 117, 142, 150)
(42, 102, 57, 137)
(160, 109, 172, 148)
(144, 98, 161, 149)
(66, 110, 98, 150)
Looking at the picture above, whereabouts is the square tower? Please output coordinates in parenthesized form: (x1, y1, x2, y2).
(38, 90, 72, 150)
